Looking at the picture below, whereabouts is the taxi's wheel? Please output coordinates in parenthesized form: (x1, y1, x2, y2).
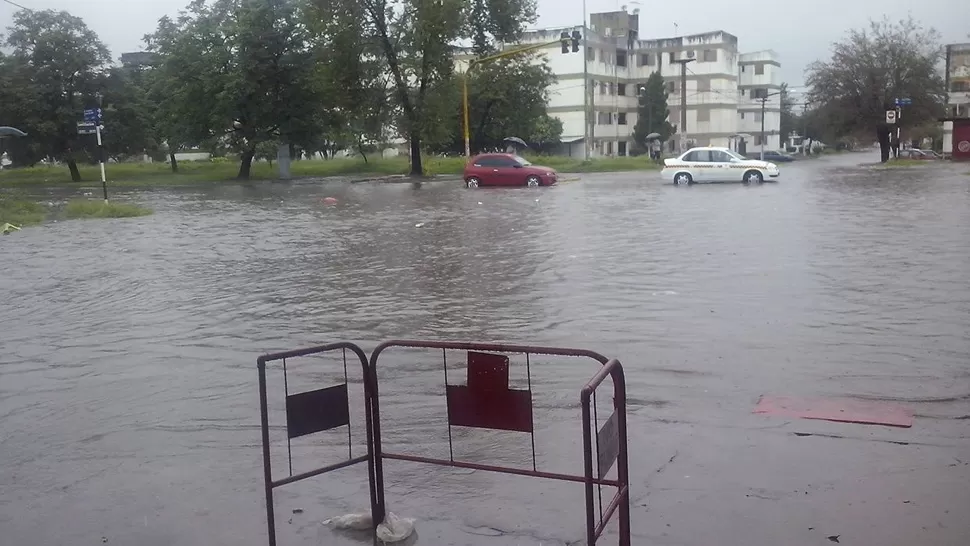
(526, 175, 542, 187)
(743, 170, 763, 184)
(466, 177, 480, 188)
(674, 172, 693, 185)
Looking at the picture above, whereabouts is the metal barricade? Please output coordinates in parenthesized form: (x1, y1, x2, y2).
(256, 342, 382, 546)
(257, 339, 630, 545)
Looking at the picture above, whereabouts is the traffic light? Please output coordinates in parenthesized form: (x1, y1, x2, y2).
(571, 30, 581, 52)
(561, 31, 570, 54)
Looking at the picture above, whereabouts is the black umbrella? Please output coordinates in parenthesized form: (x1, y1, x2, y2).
(0, 126, 28, 138)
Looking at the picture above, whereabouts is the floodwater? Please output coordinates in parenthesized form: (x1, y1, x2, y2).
(2, 154, 969, 546)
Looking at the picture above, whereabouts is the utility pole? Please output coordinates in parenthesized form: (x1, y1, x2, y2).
(672, 57, 694, 153)
(94, 93, 107, 202)
(582, 0, 590, 160)
(760, 96, 767, 161)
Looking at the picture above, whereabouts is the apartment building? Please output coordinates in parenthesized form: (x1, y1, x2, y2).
(506, 9, 782, 157)
(942, 43, 970, 157)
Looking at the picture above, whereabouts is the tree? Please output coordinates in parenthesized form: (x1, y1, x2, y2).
(98, 67, 159, 161)
(632, 71, 675, 149)
(356, 0, 464, 175)
(147, 0, 327, 180)
(527, 113, 563, 154)
(431, 56, 558, 154)
(778, 83, 796, 149)
(805, 17, 946, 162)
(1, 10, 112, 180)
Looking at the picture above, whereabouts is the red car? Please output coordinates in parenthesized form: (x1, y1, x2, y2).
(463, 153, 558, 188)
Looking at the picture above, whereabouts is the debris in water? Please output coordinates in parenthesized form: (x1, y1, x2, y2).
(322, 197, 338, 205)
(414, 222, 425, 228)
(293, 508, 304, 514)
(827, 535, 840, 543)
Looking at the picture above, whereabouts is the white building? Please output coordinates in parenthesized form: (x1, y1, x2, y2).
(943, 43, 970, 156)
(498, 10, 782, 157)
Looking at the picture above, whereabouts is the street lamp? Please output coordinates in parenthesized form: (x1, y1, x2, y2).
(671, 57, 695, 153)
(757, 88, 795, 161)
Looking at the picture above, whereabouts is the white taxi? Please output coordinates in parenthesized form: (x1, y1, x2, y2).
(661, 147, 780, 185)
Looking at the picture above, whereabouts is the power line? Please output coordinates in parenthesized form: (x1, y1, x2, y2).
(1, 0, 32, 11)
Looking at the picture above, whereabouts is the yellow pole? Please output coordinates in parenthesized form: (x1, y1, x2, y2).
(461, 38, 564, 158)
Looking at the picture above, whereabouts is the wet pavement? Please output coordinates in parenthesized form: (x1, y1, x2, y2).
(1, 153, 969, 546)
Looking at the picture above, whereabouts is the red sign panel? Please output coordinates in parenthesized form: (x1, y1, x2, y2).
(446, 351, 533, 433)
(952, 119, 970, 161)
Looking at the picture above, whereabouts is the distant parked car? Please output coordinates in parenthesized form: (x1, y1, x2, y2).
(746, 150, 796, 162)
(662, 147, 780, 185)
(463, 153, 558, 188)
(901, 149, 940, 160)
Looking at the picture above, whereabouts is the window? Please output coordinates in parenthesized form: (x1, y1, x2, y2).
(617, 83, 627, 96)
(751, 88, 768, 99)
(618, 112, 628, 125)
(608, 82, 615, 95)
(754, 112, 763, 122)
(665, 81, 676, 93)
(618, 141, 627, 156)
(710, 150, 733, 162)
(476, 155, 510, 167)
(740, 112, 745, 119)
(587, 47, 595, 61)
(683, 150, 712, 162)
(669, 52, 675, 63)
(755, 135, 764, 145)
(597, 112, 613, 125)
(741, 65, 746, 72)
(616, 49, 627, 68)
(600, 82, 607, 95)
(697, 109, 710, 122)
(606, 141, 614, 155)
(697, 79, 711, 92)
(640, 53, 654, 66)
(702, 49, 717, 62)
(755, 64, 765, 75)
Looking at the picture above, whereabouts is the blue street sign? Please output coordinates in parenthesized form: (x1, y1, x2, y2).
(894, 98, 912, 106)
(83, 108, 103, 123)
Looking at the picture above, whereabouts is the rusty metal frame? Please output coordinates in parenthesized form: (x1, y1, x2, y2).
(257, 342, 383, 546)
(368, 340, 630, 545)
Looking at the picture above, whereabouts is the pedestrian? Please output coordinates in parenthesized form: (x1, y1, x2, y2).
(650, 139, 661, 162)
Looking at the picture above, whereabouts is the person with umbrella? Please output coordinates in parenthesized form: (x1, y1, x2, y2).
(504, 136, 527, 154)
(644, 132, 662, 162)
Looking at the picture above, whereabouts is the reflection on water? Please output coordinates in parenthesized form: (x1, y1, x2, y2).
(1, 156, 969, 545)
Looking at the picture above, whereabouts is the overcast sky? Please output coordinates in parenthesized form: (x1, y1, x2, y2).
(2, 0, 967, 86)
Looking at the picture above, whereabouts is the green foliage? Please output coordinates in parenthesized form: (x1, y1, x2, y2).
(779, 83, 796, 144)
(805, 16, 946, 138)
(0, 194, 46, 225)
(64, 199, 153, 218)
(0, 10, 112, 180)
(146, 0, 326, 179)
(1, 154, 660, 187)
(632, 72, 675, 148)
(435, 56, 559, 154)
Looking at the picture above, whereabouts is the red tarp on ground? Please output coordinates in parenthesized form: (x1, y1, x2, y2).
(754, 395, 914, 428)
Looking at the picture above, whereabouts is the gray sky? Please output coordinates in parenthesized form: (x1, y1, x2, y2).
(2, 0, 967, 85)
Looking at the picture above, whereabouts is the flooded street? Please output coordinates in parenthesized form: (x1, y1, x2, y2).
(2, 154, 969, 546)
